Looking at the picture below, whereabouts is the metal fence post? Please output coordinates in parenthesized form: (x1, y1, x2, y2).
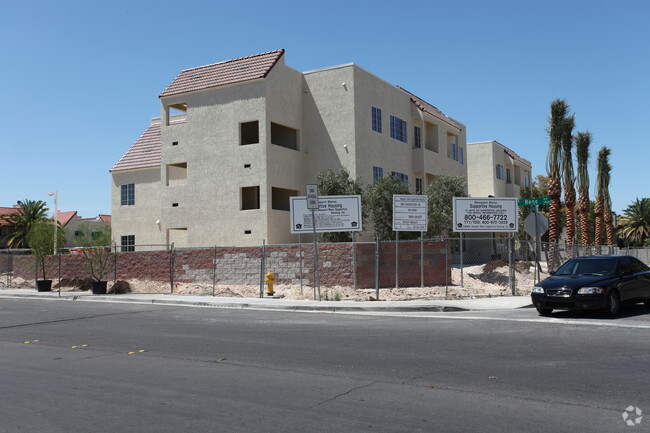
(58, 249, 61, 297)
(395, 232, 399, 289)
(375, 238, 380, 301)
(298, 234, 303, 295)
(509, 234, 515, 296)
(420, 232, 424, 289)
(113, 242, 117, 284)
(460, 232, 464, 288)
(169, 243, 175, 294)
(212, 245, 217, 297)
(445, 238, 448, 298)
(259, 240, 266, 299)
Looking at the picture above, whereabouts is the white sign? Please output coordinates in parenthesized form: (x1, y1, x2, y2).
(306, 184, 319, 210)
(453, 197, 518, 232)
(392, 195, 428, 232)
(290, 195, 362, 233)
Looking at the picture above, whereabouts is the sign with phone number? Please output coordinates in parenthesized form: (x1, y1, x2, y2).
(452, 197, 518, 232)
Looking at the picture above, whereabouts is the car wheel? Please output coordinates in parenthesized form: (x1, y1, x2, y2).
(605, 291, 620, 317)
(536, 308, 553, 316)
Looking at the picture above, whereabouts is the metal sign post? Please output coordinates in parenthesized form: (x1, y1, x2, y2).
(306, 185, 320, 301)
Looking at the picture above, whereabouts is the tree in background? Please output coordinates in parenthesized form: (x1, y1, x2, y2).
(424, 175, 467, 238)
(546, 99, 569, 268)
(365, 175, 412, 241)
(575, 131, 592, 245)
(561, 114, 576, 249)
(315, 168, 365, 242)
(26, 220, 66, 280)
(1, 200, 51, 248)
(617, 197, 650, 247)
(594, 147, 612, 246)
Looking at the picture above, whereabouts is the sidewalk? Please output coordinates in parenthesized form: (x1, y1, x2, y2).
(0, 288, 532, 312)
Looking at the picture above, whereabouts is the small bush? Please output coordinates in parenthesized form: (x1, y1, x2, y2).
(108, 280, 131, 294)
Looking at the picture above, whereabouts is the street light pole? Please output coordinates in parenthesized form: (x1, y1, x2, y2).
(48, 191, 58, 255)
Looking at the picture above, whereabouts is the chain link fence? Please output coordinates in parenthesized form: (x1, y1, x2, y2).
(2, 240, 649, 300)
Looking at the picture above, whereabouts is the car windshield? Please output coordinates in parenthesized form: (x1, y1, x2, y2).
(554, 258, 617, 276)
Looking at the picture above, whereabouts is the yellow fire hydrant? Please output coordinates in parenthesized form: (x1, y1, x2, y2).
(265, 271, 275, 296)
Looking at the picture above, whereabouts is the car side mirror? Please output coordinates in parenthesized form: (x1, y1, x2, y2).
(549, 271, 556, 276)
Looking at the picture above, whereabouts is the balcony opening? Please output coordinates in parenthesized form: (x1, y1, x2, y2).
(165, 102, 187, 125)
(241, 186, 260, 210)
(272, 187, 299, 211)
(271, 122, 298, 150)
(166, 162, 187, 186)
(425, 122, 438, 152)
(240, 121, 259, 145)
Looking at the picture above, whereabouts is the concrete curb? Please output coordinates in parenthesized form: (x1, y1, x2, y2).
(0, 290, 533, 313)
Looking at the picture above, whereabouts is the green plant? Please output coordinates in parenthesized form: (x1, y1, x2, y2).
(77, 223, 113, 282)
(2, 199, 50, 248)
(26, 221, 65, 280)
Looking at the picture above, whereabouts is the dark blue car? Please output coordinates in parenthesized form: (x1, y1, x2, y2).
(531, 255, 650, 316)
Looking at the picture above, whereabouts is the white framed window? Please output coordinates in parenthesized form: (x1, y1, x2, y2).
(390, 115, 407, 143)
(496, 164, 504, 180)
(121, 184, 135, 206)
(120, 235, 135, 252)
(373, 166, 383, 184)
(391, 171, 409, 186)
(414, 126, 421, 148)
(415, 177, 423, 194)
(372, 107, 382, 133)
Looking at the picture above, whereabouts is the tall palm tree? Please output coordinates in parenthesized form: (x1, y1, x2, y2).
(603, 160, 614, 246)
(1, 199, 49, 248)
(546, 99, 569, 269)
(617, 198, 650, 246)
(594, 147, 612, 248)
(575, 132, 592, 247)
(561, 114, 576, 252)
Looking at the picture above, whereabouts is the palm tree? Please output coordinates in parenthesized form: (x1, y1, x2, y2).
(1, 199, 49, 248)
(546, 99, 569, 269)
(617, 198, 650, 246)
(575, 132, 592, 247)
(594, 147, 612, 248)
(561, 114, 576, 252)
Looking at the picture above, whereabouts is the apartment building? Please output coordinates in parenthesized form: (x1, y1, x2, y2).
(111, 49, 467, 247)
(466, 141, 532, 199)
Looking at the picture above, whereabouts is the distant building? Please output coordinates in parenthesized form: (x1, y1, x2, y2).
(467, 141, 532, 199)
(111, 49, 467, 248)
(60, 212, 111, 247)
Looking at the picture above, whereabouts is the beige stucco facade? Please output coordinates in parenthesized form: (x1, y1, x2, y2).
(111, 53, 468, 248)
(466, 141, 532, 199)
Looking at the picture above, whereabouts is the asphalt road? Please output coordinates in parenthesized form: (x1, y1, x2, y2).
(1, 298, 649, 433)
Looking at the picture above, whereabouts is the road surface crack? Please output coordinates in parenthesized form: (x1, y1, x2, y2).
(311, 381, 378, 408)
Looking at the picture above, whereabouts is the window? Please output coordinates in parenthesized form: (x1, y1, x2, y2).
(271, 122, 298, 150)
(506, 168, 512, 184)
(447, 134, 458, 159)
(373, 166, 383, 184)
(524, 174, 530, 187)
(166, 163, 187, 186)
(121, 184, 135, 206)
(121, 235, 135, 252)
(390, 115, 407, 143)
(240, 121, 259, 145)
(391, 171, 409, 186)
(272, 187, 298, 211)
(459, 147, 464, 165)
(415, 178, 423, 194)
(241, 186, 260, 210)
(414, 126, 421, 148)
(372, 107, 382, 133)
(496, 164, 504, 180)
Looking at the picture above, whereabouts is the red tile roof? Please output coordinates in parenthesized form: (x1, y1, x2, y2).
(111, 122, 162, 172)
(57, 211, 77, 227)
(503, 147, 532, 167)
(0, 207, 20, 226)
(397, 86, 463, 131)
(98, 215, 112, 223)
(159, 50, 285, 98)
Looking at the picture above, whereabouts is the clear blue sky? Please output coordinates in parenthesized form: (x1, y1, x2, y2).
(2, 0, 648, 218)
